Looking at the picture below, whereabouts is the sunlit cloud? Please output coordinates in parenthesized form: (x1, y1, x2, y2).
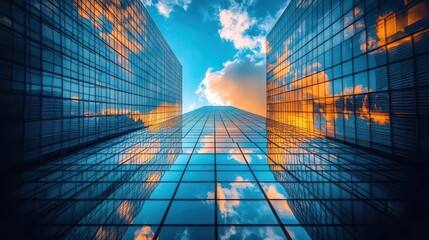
(219, 226, 285, 240)
(228, 148, 262, 164)
(142, 0, 192, 18)
(216, 0, 290, 56)
(118, 201, 133, 223)
(146, 172, 162, 182)
(71, 96, 79, 102)
(119, 140, 160, 164)
(216, 176, 253, 217)
(95, 226, 113, 240)
(193, 135, 215, 153)
(74, 0, 145, 71)
(269, 1, 429, 133)
(188, 102, 196, 111)
(100, 102, 181, 131)
(196, 55, 266, 116)
(196, 0, 291, 116)
(263, 184, 292, 213)
(134, 226, 155, 240)
(218, 3, 259, 51)
(267, 15, 397, 131)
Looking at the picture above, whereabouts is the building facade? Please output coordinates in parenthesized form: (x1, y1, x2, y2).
(11, 107, 414, 240)
(267, 0, 429, 159)
(0, 0, 182, 170)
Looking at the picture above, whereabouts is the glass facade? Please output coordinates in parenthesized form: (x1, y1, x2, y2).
(1, 0, 427, 239)
(0, 0, 182, 170)
(267, 0, 429, 159)
(10, 107, 414, 239)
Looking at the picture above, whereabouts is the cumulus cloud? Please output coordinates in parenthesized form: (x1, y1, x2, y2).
(217, 176, 254, 217)
(218, 5, 258, 49)
(196, 55, 266, 116)
(217, 0, 291, 55)
(188, 102, 196, 111)
(142, 0, 191, 18)
(217, 0, 264, 56)
(196, 0, 291, 117)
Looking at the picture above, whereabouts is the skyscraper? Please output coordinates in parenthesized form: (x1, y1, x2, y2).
(6, 106, 416, 239)
(1, 0, 427, 239)
(267, 0, 429, 159)
(0, 0, 182, 171)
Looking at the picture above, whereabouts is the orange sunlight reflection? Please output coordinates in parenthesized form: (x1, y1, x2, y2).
(100, 102, 181, 131)
(217, 176, 253, 217)
(263, 184, 293, 215)
(118, 201, 133, 223)
(73, 0, 145, 70)
(269, 1, 429, 133)
(95, 226, 115, 240)
(119, 141, 160, 164)
(134, 226, 155, 240)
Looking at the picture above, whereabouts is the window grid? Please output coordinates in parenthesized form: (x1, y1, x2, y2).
(266, 0, 429, 158)
(17, 107, 410, 240)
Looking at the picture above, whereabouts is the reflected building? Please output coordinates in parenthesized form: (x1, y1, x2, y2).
(1, 0, 428, 239)
(266, 119, 409, 239)
(0, 0, 182, 171)
(7, 106, 419, 240)
(267, 0, 429, 159)
(18, 116, 182, 239)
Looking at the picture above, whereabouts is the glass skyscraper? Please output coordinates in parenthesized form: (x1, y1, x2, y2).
(3, 106, 418, 239)
(0, 0, 182, 171)
(267, 0, 429, 159)
(1, 0, 427, 239)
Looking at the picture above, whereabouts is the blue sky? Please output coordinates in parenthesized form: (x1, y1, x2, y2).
(142, 0, 289, 116)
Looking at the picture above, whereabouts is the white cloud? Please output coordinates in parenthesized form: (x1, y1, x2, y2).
(216, 0, 290, 56)
(156, 2, 173, 17)
(218, 6, 257, 49)
(188, 102, 196, 111)
(217, 1, 264, 55)
(196, 55, 266, 116)
(179, 228, 190, 240)
(143, 0, 192, 18)
(195, 0, 290, 117)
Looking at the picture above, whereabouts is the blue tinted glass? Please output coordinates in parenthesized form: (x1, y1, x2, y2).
(165, 200, 215, 224)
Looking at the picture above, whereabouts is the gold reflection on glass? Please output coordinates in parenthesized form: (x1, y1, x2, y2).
(131, 103, 182, 131)
(195, 135, 215, 153)
(71, 96, 80, 102)
(100, 102, 181, 131)
(119, 141, 160, 164)
(268, 1, 429, 142)
(134, 226, 155, 240)
(216, 177, 253, 217)
(146, 172, 161, 182)
(118, 201, 134, 223)
(266, 4, 427, 135)
(263, 184, 294, 216)
(73, 0, 145, 70)
(96, 226, 116, 240)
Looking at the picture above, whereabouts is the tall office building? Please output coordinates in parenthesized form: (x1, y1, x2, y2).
(0, 0, 182, 171)
(1, 0, 427, 239)
(7, 106, 416, 240)
(267, 0, 429, 159)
